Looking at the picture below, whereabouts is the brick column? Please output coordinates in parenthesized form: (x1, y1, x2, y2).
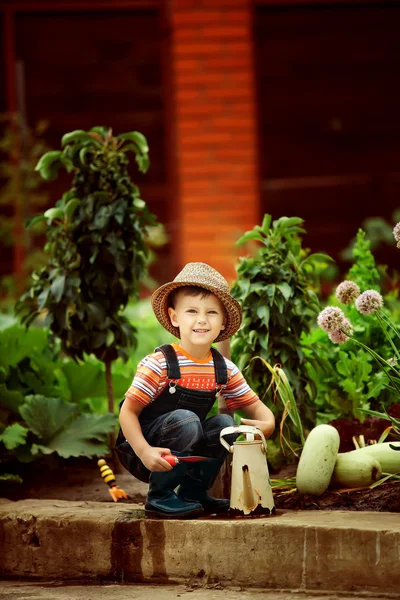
(168, 0, 259, 281)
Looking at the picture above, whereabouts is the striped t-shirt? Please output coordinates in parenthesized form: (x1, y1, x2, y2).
(125, 343, 259, 411)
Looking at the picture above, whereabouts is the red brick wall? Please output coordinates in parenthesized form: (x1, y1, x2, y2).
(168, 0, 259, 282)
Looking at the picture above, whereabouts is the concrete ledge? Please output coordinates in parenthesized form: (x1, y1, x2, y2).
(1, 499, 400, 595)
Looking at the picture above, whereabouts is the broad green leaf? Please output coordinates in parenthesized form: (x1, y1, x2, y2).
(20, 395, 80, 441)
(0, 385, 25, 413)
(61, 130, 93, 146)
(119, 131, 149, 154)
(89, 126, 108, 136)
(135, 153, 150, 174)
(35, 151, 62, 173)
(133, 198, 146, 209)
(51, 275, 66, 303)
(307, 253, 334, 263)
(277, 282, 293, 301)
(261, 214, 271, 234)
(61, 359, 105, 402)
(0, 325, 48, 370)
(44, 207, 64, 222)
(31, 413, 116, 458)
(65, 198, 80, 218)
(0, 423, 28, 450)
(256, 305, 270, 322)
(236, 230, 265, 246)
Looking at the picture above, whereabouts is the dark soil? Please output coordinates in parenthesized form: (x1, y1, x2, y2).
(2, 455, 400, 513)
(271, 463, 400, 512)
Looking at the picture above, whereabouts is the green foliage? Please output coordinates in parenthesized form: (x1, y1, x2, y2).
(231, 215, 331, 431)
(16, 126, 156, 364)
(0, 323, 119, 466)
(305, 230, 399, 422)
(0, 301, 169, 470)
(347, 229, 380, 290)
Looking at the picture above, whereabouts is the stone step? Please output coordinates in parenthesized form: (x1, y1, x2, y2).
(1, 499, 399, 595)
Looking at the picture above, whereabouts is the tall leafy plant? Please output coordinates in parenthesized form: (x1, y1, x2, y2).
(231, 215, 330, 433)
(16, 127, 156, 436)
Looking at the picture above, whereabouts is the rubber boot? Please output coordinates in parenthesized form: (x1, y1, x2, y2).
(177, 458, 230, 514)
(145, 455, 204, 519)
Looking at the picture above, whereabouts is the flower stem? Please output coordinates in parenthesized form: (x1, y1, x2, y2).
(376, 312, 400, 363)
(341, 330, 400, 395)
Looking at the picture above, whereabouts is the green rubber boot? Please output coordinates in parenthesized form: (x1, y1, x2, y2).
(145, 455, 204, 519)
(177, 458, 230, 514)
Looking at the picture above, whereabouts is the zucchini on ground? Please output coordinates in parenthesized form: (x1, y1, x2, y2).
(347, 441, 400, 474)
(330, 452, 382, 488)
(296, 424, 340, 496)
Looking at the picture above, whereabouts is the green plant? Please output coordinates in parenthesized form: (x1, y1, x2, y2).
(0, 323, 120, 470)
(230, 215, 332, 449)
(15, 127, 156, 429)
(306, 229, 399, 422)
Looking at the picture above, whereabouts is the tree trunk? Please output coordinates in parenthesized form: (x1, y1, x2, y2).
(105, 359, 121, 472)
(211, 339, 233, 498)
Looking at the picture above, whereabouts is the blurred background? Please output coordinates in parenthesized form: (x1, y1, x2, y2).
(1, 0, 400, 294)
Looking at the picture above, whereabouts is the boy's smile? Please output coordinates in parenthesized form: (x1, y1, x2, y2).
(168, 291, 226, 359)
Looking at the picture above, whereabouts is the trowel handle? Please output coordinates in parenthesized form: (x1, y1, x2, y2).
(220, 425, 268, 453)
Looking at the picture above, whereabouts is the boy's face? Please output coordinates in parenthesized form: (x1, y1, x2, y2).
(168, 291, 226, 355)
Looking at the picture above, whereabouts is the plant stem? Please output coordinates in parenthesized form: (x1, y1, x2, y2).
(378, 310, 400, 343)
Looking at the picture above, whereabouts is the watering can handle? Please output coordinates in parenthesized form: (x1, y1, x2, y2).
(219, 425, 268, 453)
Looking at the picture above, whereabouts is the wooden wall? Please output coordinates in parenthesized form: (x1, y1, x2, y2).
(1, 4, 170, 285)
(255, 2, 400, 268)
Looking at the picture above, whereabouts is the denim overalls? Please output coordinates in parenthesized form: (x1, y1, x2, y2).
(115, 344, 234, 483)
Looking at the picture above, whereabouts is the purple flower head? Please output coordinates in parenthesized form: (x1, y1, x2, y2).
(336, 280, 360, 305)
(355, 290, 384, 315)
(393, 222, 400, 248)
(317, 306, 346, 333)
(328, 318, 353, 344)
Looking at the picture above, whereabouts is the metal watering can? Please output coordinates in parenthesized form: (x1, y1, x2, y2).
(220, 425, 275, 516)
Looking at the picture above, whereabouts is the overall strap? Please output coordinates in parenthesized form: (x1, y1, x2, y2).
(210, 347, 228, 386)
(154, 344, 181, 380)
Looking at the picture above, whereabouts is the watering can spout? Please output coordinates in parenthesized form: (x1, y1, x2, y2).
(242, 465, 259, 511)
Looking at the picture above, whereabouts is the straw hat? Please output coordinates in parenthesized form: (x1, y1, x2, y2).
(151, 262, 242, 342)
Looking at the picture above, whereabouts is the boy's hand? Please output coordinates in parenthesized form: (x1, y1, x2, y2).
(240, 417, 275, 439)
(140, 447, 173, 472)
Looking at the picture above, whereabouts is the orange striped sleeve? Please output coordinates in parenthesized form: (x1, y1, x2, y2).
(223, 361, 259, 410)
(125, 352, 168, 407)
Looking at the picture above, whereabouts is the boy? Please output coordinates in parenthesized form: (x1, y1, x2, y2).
(116, 262, 275, 519)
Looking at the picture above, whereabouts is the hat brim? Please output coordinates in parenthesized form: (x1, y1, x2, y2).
(151, 281, 242, 343)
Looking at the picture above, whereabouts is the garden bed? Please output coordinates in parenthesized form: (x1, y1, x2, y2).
(2, 456, 400, 513)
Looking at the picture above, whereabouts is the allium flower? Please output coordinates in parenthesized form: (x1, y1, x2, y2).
(328, 318, 353, 344)
(336, 280, 360, 305)
(393, 222, 400, 248)
(317, 306, 346, 333)
(355, 290, 384, 315)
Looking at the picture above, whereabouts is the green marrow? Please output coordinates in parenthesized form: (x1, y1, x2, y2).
(347, 442, 400, 474)
(296, 424, 340, 496)
(331, 452, 382, 488)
